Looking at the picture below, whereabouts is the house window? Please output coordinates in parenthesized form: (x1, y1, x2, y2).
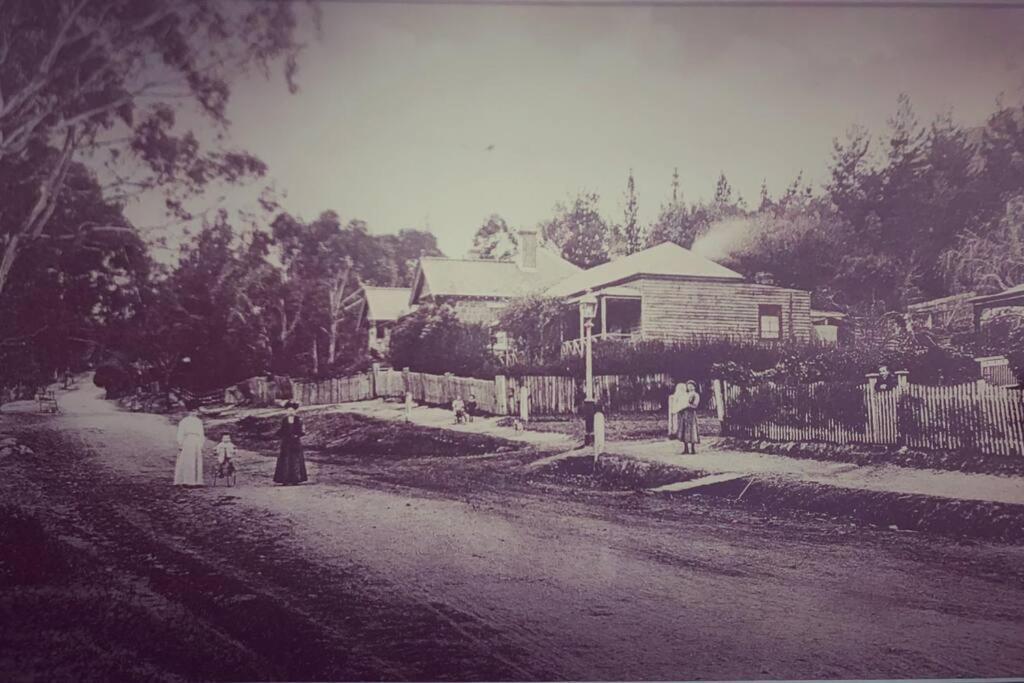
(374, 321, 387, 340)
(759, 305, 782, 340)
(493, 330, 509, 350)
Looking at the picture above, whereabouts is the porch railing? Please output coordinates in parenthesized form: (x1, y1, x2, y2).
(561, 331, 641, 356)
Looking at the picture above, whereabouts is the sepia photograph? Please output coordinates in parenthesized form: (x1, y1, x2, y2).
(2, 0, 1024, 681)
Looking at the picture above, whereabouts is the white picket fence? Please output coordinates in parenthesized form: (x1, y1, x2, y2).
(721, 377, 1024, 457)
(291, 366, 677, 416)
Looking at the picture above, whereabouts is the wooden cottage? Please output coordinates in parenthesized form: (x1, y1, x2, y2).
(348, 286, 413, 356)
(545, 242, 812, 353)
(408, 229, 581, 349)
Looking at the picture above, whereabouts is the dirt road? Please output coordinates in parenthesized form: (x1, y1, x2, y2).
(3, 382, 1024, 681)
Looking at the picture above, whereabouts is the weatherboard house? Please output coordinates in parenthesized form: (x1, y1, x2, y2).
(395, 228, 812, 356)
(350, 286, 414, 357)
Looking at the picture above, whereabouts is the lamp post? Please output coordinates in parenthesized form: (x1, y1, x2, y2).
(579, 292, 598, 446)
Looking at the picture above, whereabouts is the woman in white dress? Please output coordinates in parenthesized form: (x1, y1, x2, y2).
(174, 402, 205, 486)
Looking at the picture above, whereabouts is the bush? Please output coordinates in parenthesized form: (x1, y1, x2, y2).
(92, 360, 136, 398)
(389, 304, 499, 378)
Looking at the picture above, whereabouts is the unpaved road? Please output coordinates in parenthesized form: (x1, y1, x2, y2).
(3, 382, 1024, 681)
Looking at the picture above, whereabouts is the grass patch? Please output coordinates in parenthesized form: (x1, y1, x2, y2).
(209, 410, 523, 459)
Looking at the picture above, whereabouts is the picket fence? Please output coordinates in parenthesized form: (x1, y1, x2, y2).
(721, 378, 1024, 457)
(291, 366, 676, 417)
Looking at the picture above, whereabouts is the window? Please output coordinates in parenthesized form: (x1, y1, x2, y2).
(492, 330, 509, 350)
(759, 305, 782, 340)
(374, 321, 387, 340)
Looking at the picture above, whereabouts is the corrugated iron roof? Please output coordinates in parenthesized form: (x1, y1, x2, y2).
(546, 242, 744, 298)
(416, 245, 580, 300)
(363, 287, 412, 321)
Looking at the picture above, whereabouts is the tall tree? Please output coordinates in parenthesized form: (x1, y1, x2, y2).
(0, 153, 146, 389)
(544, 192, 610, 269)
(0, 0, 315, 297)
(620, 170, 644, 255)
(470, 214, 517, 260)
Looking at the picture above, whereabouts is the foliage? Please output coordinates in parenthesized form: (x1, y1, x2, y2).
(0, 0, 316, 297)
(616, 171, 645, 256)
(471, 214, 518, 260)
(0, 154, 146, 394)
(540, 192, 610, 269)
(497, 335, 978, 389)
(93, 360, 136, 399)
(388, 304, 497, 378)
(497, 295, 567, 364)
(726, 381, 868, 433)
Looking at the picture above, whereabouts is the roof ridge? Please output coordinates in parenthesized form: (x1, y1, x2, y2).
(422, 256, 518, 264)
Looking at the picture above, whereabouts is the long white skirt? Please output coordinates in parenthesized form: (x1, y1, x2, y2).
(174, 435, 204, 485)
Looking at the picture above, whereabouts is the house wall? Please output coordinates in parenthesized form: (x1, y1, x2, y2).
(368, 321, 393, 356)
(438, 297, 509, 326)
(637, 278, 812, 343)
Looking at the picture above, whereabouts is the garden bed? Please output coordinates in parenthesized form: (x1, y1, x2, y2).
(532, 453, 1024, 543)
(521, 412, 721, 442)
(207, 409, 524, 460)
(715, 437, 1024, 477)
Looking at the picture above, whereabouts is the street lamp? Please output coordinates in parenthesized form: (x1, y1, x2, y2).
(579, 292, 598, 446)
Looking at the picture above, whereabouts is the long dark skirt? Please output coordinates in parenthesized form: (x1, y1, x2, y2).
(274, 440, 308, 484)
(677, 409, 700, 444)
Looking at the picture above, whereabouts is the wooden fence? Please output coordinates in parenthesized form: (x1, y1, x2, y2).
(292, 374, 373, 406)
(290, 366, 679, 417)
(721, 377, 1024, 457)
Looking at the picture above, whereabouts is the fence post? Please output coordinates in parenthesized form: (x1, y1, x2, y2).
(402, 367, 411, 397)
(865, 373, 878, 442)
(494, 375, 508, 415)
(519, 385, 530, 423)
(712, 379, 726, 422)
(895, 371, 910, 446)
(444, 372, 455, 407)
(370, 363, 380, 399)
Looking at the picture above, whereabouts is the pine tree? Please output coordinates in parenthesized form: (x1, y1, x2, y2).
(622, 170, 645, 255)
(713, 172, 733, 207)
(758, 179, 772, 213)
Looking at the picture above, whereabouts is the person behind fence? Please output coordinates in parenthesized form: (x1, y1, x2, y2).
(875, 364, 898, 392)
(452, 395, 467, 424)
(214, 434, 237, 480)
(173, 401, 205, 486)
(274, 401, 308, 485)
(465, 393, 477, 422)
(673, 380, 701, 454)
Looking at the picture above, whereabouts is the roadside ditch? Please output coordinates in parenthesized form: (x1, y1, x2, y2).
(534, 452, 1024, 544)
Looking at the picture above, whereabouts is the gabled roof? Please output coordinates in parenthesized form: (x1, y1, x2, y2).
(363, 287, 412, 321)
(412, 245, 580, 302)
(546, 241, 744, 298)
(971, 284, 1024, 306)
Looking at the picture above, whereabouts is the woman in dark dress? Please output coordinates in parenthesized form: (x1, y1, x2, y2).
(274, 402, 308, 485)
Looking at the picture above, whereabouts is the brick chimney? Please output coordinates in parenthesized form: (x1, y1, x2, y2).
(518, 228, 538, 271)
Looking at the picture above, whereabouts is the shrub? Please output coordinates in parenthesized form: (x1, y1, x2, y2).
(389, 304, 499, 378)
(93, 360, 136, 398)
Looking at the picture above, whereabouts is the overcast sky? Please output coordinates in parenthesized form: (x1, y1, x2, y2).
(127, 1, 1024, 257)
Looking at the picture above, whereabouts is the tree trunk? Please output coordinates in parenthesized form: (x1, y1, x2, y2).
(328, 323, 337, 366)
(312, 338, 319, 376)
(0, 234, 21, 298)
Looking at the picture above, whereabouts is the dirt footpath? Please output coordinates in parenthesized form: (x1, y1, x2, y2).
(3, 383, 1024, 681)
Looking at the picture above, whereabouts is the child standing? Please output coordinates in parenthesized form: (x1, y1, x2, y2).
(214, 434, 237, 482)
(452, 396, 466, 424)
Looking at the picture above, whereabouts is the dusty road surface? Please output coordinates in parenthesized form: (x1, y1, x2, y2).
(2, 381, 1024, 681)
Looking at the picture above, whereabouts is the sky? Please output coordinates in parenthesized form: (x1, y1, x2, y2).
(126, 1, 1024, 258)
